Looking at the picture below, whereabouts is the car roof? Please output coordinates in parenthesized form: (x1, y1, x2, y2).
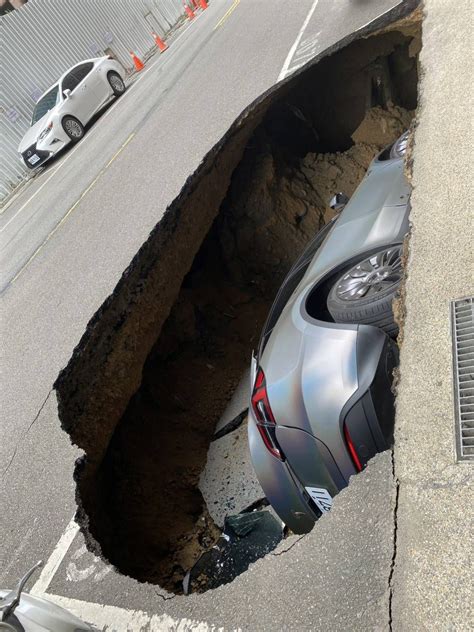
(34, 58, 103, 103)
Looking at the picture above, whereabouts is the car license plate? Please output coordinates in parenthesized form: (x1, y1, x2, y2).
(305, 486, 333, 513)
(28, 154, 40, 165)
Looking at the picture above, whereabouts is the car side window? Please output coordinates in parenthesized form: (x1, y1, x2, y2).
(61, 62, 94, 95)
(61, 71, 81, 94)
(72, 62, 93, 84)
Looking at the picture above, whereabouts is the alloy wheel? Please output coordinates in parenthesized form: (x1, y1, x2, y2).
(110, 75, 124, 93)
(64, 119, 83, 138)
(335, 246, 403, 301)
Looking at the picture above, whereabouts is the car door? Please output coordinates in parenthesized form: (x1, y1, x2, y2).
(61, 62, 97, 123)
(86, 58, 112, 105)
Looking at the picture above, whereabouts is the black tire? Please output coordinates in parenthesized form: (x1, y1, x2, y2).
(62, 115, 84, 142)
(327, 247, 403, 337)
(107, 71, 126, 96)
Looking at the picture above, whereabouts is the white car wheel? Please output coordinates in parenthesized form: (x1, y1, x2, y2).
(108, 71, 126, 96)
(62, 116, 84, 142)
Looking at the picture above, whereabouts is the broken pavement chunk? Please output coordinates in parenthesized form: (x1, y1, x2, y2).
(183, 510, 283, 594)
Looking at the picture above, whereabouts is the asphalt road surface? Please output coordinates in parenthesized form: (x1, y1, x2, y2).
(1, 0, 402, 627)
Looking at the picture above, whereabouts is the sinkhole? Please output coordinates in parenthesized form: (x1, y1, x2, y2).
(55, 8, 421, 596)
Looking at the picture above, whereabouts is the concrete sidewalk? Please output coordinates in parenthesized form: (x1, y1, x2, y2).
(392, 0, 473, 629)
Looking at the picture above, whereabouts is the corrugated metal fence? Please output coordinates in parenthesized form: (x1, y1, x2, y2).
(0, 0, 186, 203)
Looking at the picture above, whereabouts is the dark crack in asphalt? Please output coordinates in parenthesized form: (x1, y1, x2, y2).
(2, 388, 53, 478)
(388, 448, 400, 631)
(154, 589, 177, 602)
(272, 534, 307, 557)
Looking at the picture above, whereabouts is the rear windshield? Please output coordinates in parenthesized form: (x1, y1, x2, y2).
(31, 86, 59, 125)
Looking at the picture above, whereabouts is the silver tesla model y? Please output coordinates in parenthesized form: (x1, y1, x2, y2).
(248, 132, 410, 533)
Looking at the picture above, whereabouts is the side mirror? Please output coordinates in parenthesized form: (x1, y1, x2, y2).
(329, 192, 349, 212)
(63, 89, 72, 99)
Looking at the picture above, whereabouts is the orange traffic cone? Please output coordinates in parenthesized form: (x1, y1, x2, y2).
(152, 32, 168, 52)
(130, 51, 144, 71)
(184, 2, 195, 19)
(199, 0, 208, 9)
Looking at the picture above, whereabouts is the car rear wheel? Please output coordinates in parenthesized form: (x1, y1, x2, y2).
(62, 116, 84, 142)
(327, 246, 403, 336)
(107, 71, 126, 96)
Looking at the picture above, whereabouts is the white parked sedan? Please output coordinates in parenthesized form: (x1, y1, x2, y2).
(18, 56, 126, 169)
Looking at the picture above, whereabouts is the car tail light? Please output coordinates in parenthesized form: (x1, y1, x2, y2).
(343, 423, 363, 472)
(251, 368, 283, 460)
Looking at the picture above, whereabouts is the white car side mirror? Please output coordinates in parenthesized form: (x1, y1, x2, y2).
(63, 89, 72, 99)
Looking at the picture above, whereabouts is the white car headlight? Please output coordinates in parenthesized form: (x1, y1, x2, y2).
(38, 122, 53, 141)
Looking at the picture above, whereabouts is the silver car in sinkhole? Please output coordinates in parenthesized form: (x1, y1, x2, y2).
(248, 132, 410, 533)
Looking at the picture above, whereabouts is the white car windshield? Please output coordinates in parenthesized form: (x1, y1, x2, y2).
(31, 85, 60, 125)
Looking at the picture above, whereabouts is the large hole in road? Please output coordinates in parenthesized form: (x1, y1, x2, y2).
(55, 7, 421, 595)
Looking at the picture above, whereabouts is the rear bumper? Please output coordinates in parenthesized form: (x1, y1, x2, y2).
(249, 328, 398, 533)
(248, 417, 317, 533)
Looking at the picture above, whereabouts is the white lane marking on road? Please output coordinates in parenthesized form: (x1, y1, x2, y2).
(41, 594, 218, 631)
(31, 517, 79, 595)
(295, 34, 320, 54)
(66, 560, 96, 583)
(30, 517, 216, 629)
(66, 543, 112, 583)
(287, 32, 320, 74)
(278, 0, 320, 81)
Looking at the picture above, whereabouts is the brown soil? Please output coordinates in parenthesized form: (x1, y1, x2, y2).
(221, 104, 413, 294)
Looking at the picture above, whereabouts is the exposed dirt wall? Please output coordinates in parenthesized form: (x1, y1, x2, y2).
(98, 233, 270, 591)
(57, 118, 265, 545)
(220, 104, 412, 294)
